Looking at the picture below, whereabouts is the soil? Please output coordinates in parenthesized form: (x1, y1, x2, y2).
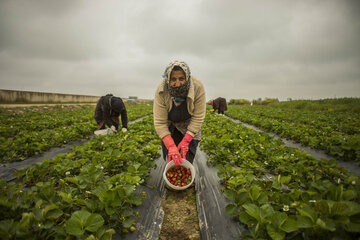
(159, 186, 200, 240)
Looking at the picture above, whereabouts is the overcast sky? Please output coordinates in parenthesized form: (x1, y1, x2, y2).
(0, 0, 359, 101)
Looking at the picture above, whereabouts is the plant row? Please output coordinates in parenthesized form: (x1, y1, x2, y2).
(201, 113, 360, 240)
(0, 115, 161, 239)
(0, 103, 153, 163)
(229, 105, 360, 134)
(226, 105, 360, 163)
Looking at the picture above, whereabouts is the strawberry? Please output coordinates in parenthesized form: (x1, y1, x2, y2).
(166, 166, 192, 187)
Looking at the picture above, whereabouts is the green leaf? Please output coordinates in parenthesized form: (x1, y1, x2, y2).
(331, 202, 350, 216)
(245, 174, 256, 182)
(128, 194, 142, 206)
(43, 204, 63, 220)
(266, 224, 285, 240)
(65, 176, 79, 185)
(19, 212, 34, 230)
(315, 200, 329, 216)
(224, 190, 237, 203)
(0, 219, 18, 237)
(133, 163, 141, 170)
(99, 189, 122, 207)
(270, 212, 287, 228)
(225, 204, 238, 216)
(126, 175, 141, 185)
(98, 228, 116, 240)
(126, 165, 136, 173)
(255, 222, 260, 233)
(249, 186, 261, 201)
(327, 185, 343, 201)
(332, 215, 349, 224)
(66, 210, 104, 235)
(58, 192, 73, 204)
(297, 206, 317, 223)
(66, 210, 91, 236)
(122, 217, 134, 228)
(260, 204, 274, 222)
(116, 188, 126, 198)
(296, 215, 314, 228)
(316, 218, 336, 231)
(53, 225, 66, 236)
(237, 191, 250, 205)
(120, 206, 134, 217)
(85, 199, 99, 211)
(125, 185, 136, 196)
(257, 192, 269, 204)
(344, 222, 360, 232)
(105, 206, 115, 216)
(346, 201, 360, 215)
(239, 211, 257, 226)
(272, 178, 281, 190)
(86, 235, 97, 240)
(343, 190, 357, 201)
(280, 216, 298, 233)
(85, 214, 104, 232)
(243, 203, 261, 222)
(280, 176, 291, 184)
(43, 220, 54, 229)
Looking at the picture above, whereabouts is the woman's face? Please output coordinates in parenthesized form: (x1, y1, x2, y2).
(169, 70, 186, 87)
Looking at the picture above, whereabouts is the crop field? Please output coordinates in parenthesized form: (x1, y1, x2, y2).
(0, 99, 359, 240)
(0, 103, 153, 163)
(202, 111, 359, 239)
(226, 100, 360, 163)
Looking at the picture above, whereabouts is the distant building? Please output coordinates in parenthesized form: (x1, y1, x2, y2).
(127, 96, 138, 102)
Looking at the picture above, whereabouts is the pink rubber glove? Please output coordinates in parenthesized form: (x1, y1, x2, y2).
(177, 133, 193, 159)
(162, 135, 182, 165)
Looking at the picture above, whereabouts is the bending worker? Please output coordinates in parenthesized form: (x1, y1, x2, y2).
(208, 97, 227, 114)
(153, 60, 206, 165)
(94, 94, 128, 132)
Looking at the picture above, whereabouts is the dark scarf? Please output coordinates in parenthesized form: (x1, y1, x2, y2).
(167, 80, 190, 102)
(164, 61, 191, 102)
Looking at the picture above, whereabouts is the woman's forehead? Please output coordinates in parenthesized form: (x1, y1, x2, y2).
(170, 69, 185, 76)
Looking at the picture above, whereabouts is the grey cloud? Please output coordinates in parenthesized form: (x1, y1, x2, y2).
(0, 0, 359, 101)
(0, 0, 108, 60)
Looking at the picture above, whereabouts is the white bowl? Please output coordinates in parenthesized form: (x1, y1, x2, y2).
(163, 159, 195, 191)
(94, 128, 114, 136)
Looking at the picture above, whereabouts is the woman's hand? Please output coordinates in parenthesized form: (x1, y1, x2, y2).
(177, 133, 193, 159)
(162, 135, 182, 164)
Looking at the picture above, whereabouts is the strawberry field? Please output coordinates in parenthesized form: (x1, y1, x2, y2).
(201, 111, 360, 239)
(1, 100, 360, 240)
(0, 103, 153, 163)
(0, 103, 160, 239)
(225, 102, 360, 163)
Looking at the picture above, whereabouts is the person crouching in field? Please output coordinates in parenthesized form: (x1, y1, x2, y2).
(208, 97, 227, 114)
(94, 94, 128, 133)
(153, 60, 206, 165)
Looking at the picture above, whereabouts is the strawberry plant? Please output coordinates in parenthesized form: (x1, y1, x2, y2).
(0, 103, 153, 163)
(226, 104, 360, 163)
(201, 112, 360, 239)
(0, 115, 161, 239)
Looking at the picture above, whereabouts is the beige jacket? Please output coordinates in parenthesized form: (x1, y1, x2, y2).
(153, 76, 206, 140)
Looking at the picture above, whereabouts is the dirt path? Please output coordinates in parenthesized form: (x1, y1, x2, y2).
(160, 187, 200, 240)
